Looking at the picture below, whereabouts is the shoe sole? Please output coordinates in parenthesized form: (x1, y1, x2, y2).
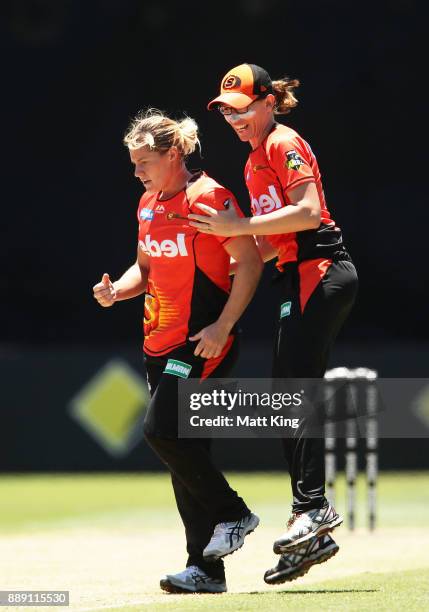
(204, 516, 260, 562)
(273, 516, 343, 554)
(264, 544, 339, 585)
(160, 578, 226, 594)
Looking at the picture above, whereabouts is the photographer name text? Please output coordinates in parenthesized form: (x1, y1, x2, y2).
(189, 415, 300, 428)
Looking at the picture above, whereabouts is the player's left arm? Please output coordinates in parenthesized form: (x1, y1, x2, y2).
(229, 235, 277, 275)
(189, 236, 263, 359)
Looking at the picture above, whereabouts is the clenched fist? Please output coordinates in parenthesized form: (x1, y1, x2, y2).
(93, 273, 117, 307)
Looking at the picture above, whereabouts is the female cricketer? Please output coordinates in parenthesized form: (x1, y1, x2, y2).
(93, 109, 262, 593)
(189, 63, 359, 584)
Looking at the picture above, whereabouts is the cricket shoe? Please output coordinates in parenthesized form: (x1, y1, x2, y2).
(203, 512, 260, 562)
(273, 504, 342, 553)
(264, 534, 339, 584)
(160, 565, 227, 594)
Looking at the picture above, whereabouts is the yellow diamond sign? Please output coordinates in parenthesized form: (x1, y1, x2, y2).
(69, 359, 149, 456)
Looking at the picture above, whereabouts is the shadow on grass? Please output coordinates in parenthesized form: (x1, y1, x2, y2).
(246, 589, 379, 595)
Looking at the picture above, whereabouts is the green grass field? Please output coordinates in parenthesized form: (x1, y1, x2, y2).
(1, 472, 428, 611)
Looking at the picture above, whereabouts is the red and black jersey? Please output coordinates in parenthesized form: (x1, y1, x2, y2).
(137, 171, 240, 357)
(245, 123, 343, 272)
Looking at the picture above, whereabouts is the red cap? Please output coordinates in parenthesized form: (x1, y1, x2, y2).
(207, 63, 273, 110)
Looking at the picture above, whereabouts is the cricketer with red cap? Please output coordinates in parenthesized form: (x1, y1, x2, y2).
(190, 63, 359, 584)
(207, 64, 273, 110)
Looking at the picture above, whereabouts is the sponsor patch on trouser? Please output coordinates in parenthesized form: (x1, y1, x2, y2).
(163, 359, 192, 379)
(280, 301, 292, 318)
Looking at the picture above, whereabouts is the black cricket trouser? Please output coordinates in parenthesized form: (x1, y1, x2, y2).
(273, 257, 358, 513)
(143, 337, 248, 579)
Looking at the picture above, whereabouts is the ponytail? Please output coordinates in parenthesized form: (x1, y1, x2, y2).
(271, 77, 300, 115)
(176, 117, 201, 156)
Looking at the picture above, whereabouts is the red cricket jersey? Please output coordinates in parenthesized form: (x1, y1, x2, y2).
(137, 171, 240, 356)
(245, 123, 343, 272)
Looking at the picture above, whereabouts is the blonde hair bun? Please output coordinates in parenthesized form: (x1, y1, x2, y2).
(124, 108, 200, 156)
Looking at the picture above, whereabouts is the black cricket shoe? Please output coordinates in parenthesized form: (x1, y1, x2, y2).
(160, 565, 227, 593)
(265, 534, 339, 584)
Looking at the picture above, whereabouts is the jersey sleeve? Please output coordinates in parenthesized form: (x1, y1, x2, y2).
(136, 198, 142, 243)
(267, 136, 316, 195)
(136, 193, 154, 242)
(190, 187, 244, 245)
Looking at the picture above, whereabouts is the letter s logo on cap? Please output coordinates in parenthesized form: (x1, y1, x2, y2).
(223, 74, 241, 90)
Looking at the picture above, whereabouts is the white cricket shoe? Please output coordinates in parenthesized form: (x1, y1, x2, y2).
(160, 565, 227, 594)
(265, 534, 339, 584)
(203, 512, 260, 562)
(273, 504, 342, 553)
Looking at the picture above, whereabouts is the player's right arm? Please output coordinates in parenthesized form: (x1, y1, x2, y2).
(229, 236, 277, 274)
(255, 236, 278, 263)
(93, 247, 150, 307)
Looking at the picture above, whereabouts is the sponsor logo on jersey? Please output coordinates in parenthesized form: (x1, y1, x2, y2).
(285, 150, 305, 171)
(253, 164, 269, 173)
(250, 185, 283, 216)
(164, 359, 192, 379)
(139, 208, 154, 221)
(144, 292, 160, 336)
(166, 212, 188, 221)
(155, 204, 165, 213)
(139, 233, 188, 258)
(280, 301, 292, 318)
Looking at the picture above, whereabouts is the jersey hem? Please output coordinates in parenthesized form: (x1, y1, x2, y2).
(143, 339, 188, 357)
